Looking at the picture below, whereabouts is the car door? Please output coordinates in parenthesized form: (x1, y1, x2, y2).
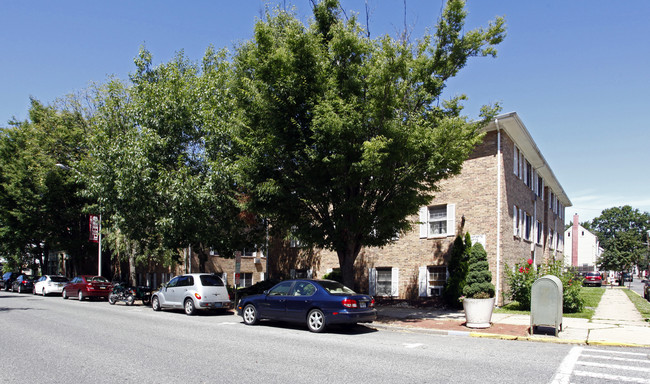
(260, 281, 294, 320)
(161, 276, 181, 307)
(285, 281, 317, 321)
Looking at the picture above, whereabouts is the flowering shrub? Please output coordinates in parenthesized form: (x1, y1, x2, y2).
(506, 259, 538, 309)
(505, 258, 584, 313)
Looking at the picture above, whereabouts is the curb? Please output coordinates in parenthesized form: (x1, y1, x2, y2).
(372, 322, 650, 348)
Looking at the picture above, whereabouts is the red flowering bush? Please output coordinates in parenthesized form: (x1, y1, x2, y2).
(506, 259, 539, 309)
(506, 258, 584, 312)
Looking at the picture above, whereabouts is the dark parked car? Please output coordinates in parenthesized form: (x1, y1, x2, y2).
(583, 272, 603, 287)
(11, 274, 37, 293)
(644, 279, 650, 301)
(623, 272, 633, 282)
(1, 272, 20, 291)
(62, 275, 112, 300)
(237, 279, 377, 333)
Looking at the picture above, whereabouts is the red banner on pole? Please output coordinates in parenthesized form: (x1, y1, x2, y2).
(89, 215, 100, 243)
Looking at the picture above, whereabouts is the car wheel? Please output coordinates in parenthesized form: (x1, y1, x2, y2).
(126, 295, 135, 306)
(307, 309, 326, 333)
(62, 290, 68, 299)
(151, 296, 161, 311)
(242, 304, 259, 325)
(78, 290, 84, 301)
(108, 294, 117, 305)
(184, 298, 197, 316)
(17, 285, 22, 293)
(142, 296, 151, 306)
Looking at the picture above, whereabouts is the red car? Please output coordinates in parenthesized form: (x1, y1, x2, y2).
(62, 275, 112, 300)
(583, 272, 603, 287)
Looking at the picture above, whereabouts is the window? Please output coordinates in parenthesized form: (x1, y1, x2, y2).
(241, 273, 253, 287)
(290, 269, 312, 279)
(242, 248, 254, 257)
(370, 267, 398, 297)
(428, 266, 447, 297)
(514, 145, 519, 176)
(376, 268, 393, 296)
(268, 281, 293, 296)
(524, 212, 532, 241)
(291, 281, 316, 296)
(549, 230, 555, 250)
(537, 176, 544, 199)
(419, 204, 455, 238)
(200, 274, 225, 287)
(428, 206, 447, 235)
(525, 161, 533, 189)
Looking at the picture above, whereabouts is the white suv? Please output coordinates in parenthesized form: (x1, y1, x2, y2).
(151, 274, 232, 315)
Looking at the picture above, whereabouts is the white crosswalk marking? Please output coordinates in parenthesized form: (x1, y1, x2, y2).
(550, 346, 650, 384)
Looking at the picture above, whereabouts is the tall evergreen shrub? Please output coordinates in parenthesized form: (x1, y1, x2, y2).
(462, 243, 495, 299)
(443, 233, 471, 308)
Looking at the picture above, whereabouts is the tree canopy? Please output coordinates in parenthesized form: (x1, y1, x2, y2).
(0, 99, 90, 273)
(231, 0, 505, 287)
(592, 205, 650, 278)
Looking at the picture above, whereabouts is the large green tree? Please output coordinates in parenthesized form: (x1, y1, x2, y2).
(0, 99, 90, 274)
(592, 205, 650, 284)
(81, 47, 261, 280)
(232, 0, 505, 288)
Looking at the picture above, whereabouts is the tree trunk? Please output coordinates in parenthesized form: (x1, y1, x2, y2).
(129, 249, 136, 286)
(337, 240, 361, 290)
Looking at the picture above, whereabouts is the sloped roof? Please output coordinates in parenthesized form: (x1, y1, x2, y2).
(485, 112, 572, 207)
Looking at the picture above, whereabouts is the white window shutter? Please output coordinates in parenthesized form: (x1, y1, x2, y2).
(369, 268, 377, 296)
(513, 205, 517, 236)
(419, 206, 428, 238)
(391, 268, 399, 297)
(418, 267, 429, 297)
(446, 204, 456, 236)
(519, 208, 523, 236)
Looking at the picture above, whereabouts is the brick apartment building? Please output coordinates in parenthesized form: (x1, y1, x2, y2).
(176, 112, 570, 306)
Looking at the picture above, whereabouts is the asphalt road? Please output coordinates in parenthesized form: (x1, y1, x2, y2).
(1, 291, 647, 384)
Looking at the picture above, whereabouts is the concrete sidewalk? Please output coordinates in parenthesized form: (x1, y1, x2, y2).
(373, 287, 650, 347)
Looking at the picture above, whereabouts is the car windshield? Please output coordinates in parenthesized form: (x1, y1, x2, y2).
(90, 276, 109, 283)
(200, 275, 224, 287)
(50, 276, 69, 282)
(318, 280, 356, 295)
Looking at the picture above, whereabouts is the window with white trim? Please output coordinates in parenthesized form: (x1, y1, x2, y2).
(238, 272, 252, 288)
(549, 229, 555, 250)
(419, 204, 455, 238)
(524, 212, 532, 241)
(373, 268, 394, 297)
(513, 205, 520, 237)
(428, 266, 447, 297)
(537, 176, 544, 199)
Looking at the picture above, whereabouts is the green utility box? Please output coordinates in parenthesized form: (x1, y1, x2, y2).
(530, 275, 563, 336)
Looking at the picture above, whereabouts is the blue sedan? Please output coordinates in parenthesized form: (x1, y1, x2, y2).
(237, 279, 377, 333)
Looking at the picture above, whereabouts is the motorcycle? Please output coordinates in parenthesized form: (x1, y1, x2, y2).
(108, 282, 152, 306)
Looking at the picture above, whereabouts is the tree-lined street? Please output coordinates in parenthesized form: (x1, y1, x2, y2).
(1, 292, 647, 383)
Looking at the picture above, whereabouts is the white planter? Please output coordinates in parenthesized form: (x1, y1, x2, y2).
(463, 297, 495, 328)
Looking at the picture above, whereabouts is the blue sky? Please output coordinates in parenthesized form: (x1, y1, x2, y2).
(2, 0, 649, 224)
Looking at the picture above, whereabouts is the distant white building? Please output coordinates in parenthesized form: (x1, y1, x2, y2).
(564, 213, 602, 272)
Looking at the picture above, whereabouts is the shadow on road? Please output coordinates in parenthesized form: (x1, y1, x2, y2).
(236, 319, 378, 335)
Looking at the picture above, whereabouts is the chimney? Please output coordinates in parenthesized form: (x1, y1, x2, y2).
(572, 213, 579, 266)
